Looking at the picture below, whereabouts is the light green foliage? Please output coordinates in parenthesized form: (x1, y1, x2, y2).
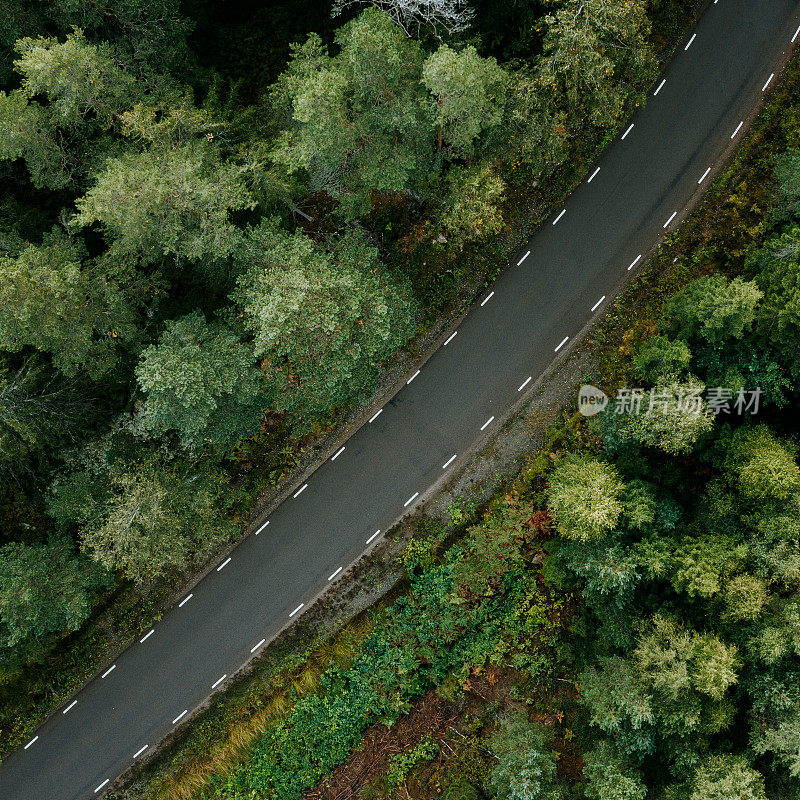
(490, 714, 562, 800)
(386, 736, 439, 788)
(663, 275, 762, 345)
(583, 742, 647, 800)
(136, 312, 263, 448)
(773, 147, 800, 224)
(75, 141, 254, 264)
(0, 232, 135, 377)
(621, 479, 657, 530)
(422, 44, 507, 158)
(689, 755, 767, 800)
(725, 424, 800, 501)
(723, 574, 770, 621)
(670, 534, 746, 600)
(436, 161, 505, 249)
(548, 454, 624, 541)
(232, 219, 417, 430)
(633, 335, 692, 383)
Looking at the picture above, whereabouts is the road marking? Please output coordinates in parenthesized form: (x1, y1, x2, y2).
(369, 408, 383, 423)
(289, 603, 304, 618)
(517, 250, 530, 265)
(663, 211, 678, 228)
(178, 593, 193, 607)
(628, 254, 642, 271)
(591, 296, 606, 312)
(654, 79, 666, 96)
(553, 209, 566, 225)
(366, 529, 381, 544)
(793, 24, 800, 43)
(328, 567, 343, 581)
(251, 638, 266, 653)
(216, 558, 231, 572)
(588, 167, 600, 183)
(24, 736, 38, 750)
(684, 33, 696, 50)
(555, 336, 569, 353)
(293, 484, 308, 499)
(254, 520, 269, 535)
(407, 370, 420, 385)
(621, 123, 634, 140)
(94, 779, 109, 793)
(444, 331, 458, 345)
(442, 454, 457, 469)
(480, 291, 494, 307)
(763, 73, 774, 91)
(63, 700, 77, 715)
(731, 120, 744, 138)
(211, 674, 227, 689)
(518, 376, 532, 392)
(480, 416, 495, 431)
(172, 710, 188, 725)
(140, 629, 154, 644)
(101, 664, 116, 679)
(404, 491, 419, 507)
(331, 446, 345, 461)
(698, 167, 711, 184)
(133, 744, 149, 759)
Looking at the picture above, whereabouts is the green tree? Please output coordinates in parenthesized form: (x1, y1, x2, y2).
(231, 219, 417, 430)
(583, 742, 647, 800)
(634, 335, 692, 383)
(689, 754, 767, 800)
(547, 454, 624, 541)
(725, 424, 800, 501)
(135, 311, 264, 448)
(772, 147, 800, 224)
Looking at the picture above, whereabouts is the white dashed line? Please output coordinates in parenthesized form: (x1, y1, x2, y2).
(293, 484, 308, 499)
(94, 779, 109, 793)
(216, 558, 231, 572)
(480, 416, 495, 431)
(211, 674, 227, 689)
(404, 491, 420, 507)
(684, 33, 696, 50)
(331, 446, 345, 461)
(407, 370, 420, 385)
(518, 376, 532, 392)
(251, 638, 266, 653)
(654, 79, 666, 96)
(63, 700, 77, 715)
(328, 567, 343, 581)
(591, 296, 606, 312)
(366, 529, 381, 544)
(140, 629, 154, 644)
(442, 454, 457, 469)
(172, 710, 188, 725)
(517, 250, 530, 266)
(480, 291, 494, 307)
(555, 336, 569, 353)
(793, 24, 800, 43)
(133, 744, 149, 759)
(24, 736, 38, 750)
(628, 254, 642, 271)
(663, 212, 678, 228)
(101, 665, 116, 679)
(254, 520, 269, 535)
(178, 593, 193, 607)
(588, 167, 600, 183)
(553, 209, 566, 225)
(763, 73, 774, 91)
(444, 331, 458, 345)
(731, 120, 744, 139)
(621, 123, 634, 140)
(289, 604, 304, 618)
(369, 408, 383, 423)
(698, 167, 711, 184)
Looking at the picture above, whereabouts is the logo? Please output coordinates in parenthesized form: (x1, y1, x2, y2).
(578, 384, 608, 416)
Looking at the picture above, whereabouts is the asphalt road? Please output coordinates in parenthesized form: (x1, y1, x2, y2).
(3, 2, 800, 798)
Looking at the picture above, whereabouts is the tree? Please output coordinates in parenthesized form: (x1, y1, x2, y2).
(547, 454, 624, 541)
(75, 140, 254, 264)
(772, 147, 800, 224)
(583, 742, 647, 800)
(689, 755, 767, 800)
(421, 43, 507, 157)
(490, 713, 563, 800)
(725, 424, 800, 501)
(633, 335, 692, 383)
(331, 0, 474, 39)
(0, 231, 135, 377)
(231, 219, 417, 430)
(135, 311, 264, 448)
